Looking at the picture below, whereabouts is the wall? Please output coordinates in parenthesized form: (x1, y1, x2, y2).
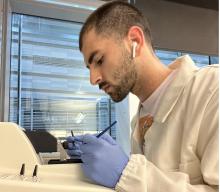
(134, 0, 218, 55)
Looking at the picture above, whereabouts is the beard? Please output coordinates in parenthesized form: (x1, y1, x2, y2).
(107, 47, 137, 102)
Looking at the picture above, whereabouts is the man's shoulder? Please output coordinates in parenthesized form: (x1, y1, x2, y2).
(197, 64, 219, 73)
(182, 64, 218, 104)
(194, 64, 218, 90)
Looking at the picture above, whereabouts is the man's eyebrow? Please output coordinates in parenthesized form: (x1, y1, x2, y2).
(88, 50, 99, 65)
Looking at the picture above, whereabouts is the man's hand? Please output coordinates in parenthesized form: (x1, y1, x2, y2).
(66, 136, 82, 157)
(79, 134, 129, 188)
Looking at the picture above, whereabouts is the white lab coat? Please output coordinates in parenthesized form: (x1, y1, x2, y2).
(115, 55, 219, 192)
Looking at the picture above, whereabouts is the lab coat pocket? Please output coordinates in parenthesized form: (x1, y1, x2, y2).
(179, 159, 203, 184)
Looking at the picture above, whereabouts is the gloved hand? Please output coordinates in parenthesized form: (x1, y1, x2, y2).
(66, 136, 82, 157)
(79, 133, 129, 188)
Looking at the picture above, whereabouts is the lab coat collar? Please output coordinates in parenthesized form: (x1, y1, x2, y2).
(153, 55, 198, 123)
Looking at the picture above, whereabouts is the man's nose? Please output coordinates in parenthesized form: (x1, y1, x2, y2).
(90, 68, 102, 85)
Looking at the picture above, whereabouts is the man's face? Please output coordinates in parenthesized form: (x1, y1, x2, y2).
(81, 29, 137, 102)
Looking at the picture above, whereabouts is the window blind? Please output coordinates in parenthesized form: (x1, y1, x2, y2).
(9, 13, 116, 139)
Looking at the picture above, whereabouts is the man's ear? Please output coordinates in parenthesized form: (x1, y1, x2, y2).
(127, 26, 144, 58)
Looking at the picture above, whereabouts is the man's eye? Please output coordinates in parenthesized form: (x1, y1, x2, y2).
(97, 57, 104, 65)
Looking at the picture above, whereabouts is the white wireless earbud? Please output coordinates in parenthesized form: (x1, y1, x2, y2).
(132, 41, 137, 59)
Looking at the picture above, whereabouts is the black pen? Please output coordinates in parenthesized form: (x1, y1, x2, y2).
(71, 130, 74, 137)
(96, 121, 117, 138)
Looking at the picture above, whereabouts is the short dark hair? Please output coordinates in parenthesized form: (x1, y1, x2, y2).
(79, 1, 153, 51)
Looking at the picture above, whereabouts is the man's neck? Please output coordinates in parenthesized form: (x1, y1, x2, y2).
(132, 56, 172, 102)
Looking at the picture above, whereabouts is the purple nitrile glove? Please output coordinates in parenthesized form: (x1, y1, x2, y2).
(66, 136, 82, 157)
(79, 133, 129, 188)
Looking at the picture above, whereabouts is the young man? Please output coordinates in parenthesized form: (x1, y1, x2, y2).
(67, 1, 218, 191)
